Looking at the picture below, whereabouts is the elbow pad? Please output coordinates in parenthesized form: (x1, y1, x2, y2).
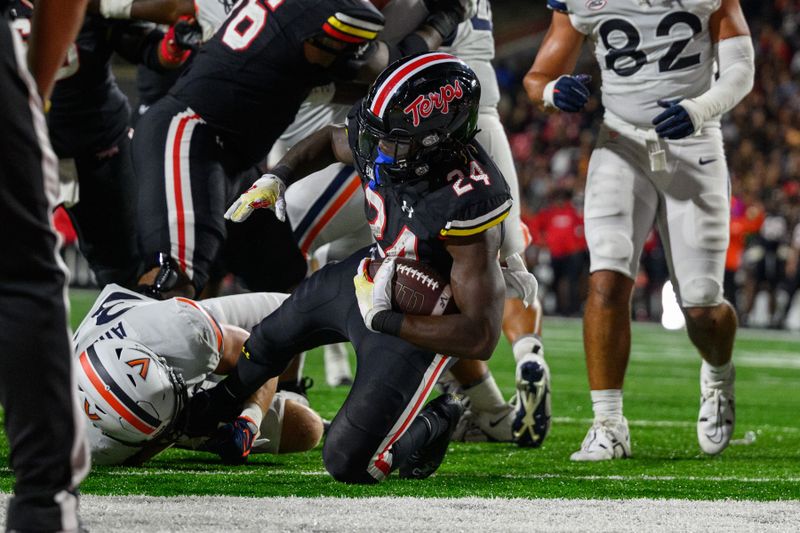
(681, 35, 755, 130)
(387, 33, 431, 65)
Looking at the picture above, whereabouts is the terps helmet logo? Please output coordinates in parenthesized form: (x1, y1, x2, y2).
(403, 80, 464, 127)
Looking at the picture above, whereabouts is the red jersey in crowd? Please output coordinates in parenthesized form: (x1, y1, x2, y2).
(525, 200, 586, 258)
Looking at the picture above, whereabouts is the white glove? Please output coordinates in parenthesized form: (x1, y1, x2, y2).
(353, 257, 395, 332)
(306, 83, 336, 105)
(224, 174, 287, 223)
(502, 253, 538, 308)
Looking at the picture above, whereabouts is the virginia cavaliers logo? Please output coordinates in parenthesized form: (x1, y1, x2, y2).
(126, 358, 151, 379)
(403, 80, 464, 127)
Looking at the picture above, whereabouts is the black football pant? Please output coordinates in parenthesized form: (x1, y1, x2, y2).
(0, 19, 90, 531)
(132, 95, 305, 294)
(65, 134, 141, 287)
(239, 249, 452, 483)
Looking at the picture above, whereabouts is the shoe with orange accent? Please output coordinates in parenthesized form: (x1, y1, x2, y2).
(202, 416, 259, 465)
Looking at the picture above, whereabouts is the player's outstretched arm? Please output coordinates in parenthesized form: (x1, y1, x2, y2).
(226, 125, 353, 223)
(384, 226, 506, 360)
(652, 0, 753, 139)
(523, 11, 588, 112)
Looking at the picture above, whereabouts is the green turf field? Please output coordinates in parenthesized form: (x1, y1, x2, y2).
(2, 290, 799, 500)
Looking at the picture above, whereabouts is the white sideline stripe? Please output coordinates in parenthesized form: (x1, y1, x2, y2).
(552, 416, 800, 434)
(2, 494, 799, 532)
(22, 469, 799, 484)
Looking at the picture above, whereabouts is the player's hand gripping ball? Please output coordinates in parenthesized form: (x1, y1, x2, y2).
(225, 173, 287, 223)
(354, 256, 459, 332)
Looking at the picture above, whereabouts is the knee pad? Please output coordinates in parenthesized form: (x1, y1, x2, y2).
(322, 438, 378, 484)
(586, 228, 635, 276)
(679, 276, 723, 307)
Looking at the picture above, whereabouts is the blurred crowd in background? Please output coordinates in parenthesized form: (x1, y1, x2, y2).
(494, 2, 800, 329)
(57, 3, 800, 330)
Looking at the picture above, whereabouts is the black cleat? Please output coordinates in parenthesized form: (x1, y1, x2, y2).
(399, 393, 465, 480)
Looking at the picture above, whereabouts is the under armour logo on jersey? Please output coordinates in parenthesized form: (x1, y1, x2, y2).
(402, 200, 414, 218)
(403, 80, 464, 127)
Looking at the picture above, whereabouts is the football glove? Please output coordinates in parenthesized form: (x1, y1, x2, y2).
(543, 74, 592, 113)
(225, 173, 287, 223)
(201, 416, 260, 465)
(652, 99, 696, 140)
(353, 257, 395, 332)
(159, 16, 198, 66)
(502, 253, 538, 308)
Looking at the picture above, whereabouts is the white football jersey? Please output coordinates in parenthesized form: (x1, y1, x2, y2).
(195, 0, 242, 42)
(73, 285, 222, 385)
(550, 0, 721, 128)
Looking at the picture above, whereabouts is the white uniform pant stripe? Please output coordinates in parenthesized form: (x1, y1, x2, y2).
(367, 353, 450, 481)
(163, 110, 202, 278)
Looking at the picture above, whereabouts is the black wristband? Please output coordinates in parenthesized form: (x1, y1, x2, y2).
(270, 164, 294, 186)
(388, 33, 431, 65)
(371, 309, 404, 336)
(425, 10, 459, 40)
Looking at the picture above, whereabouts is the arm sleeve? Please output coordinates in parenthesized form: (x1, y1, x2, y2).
(198, 293, 290, 332)
(109, 20, 167, 71)
(681, 35, 755, 129)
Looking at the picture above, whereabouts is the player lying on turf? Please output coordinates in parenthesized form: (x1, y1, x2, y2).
(181, 54, 539, 484)
(74, 285, 323, 465)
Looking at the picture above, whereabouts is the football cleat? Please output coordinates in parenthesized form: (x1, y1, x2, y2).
(570, 417, 631, 462)
(399, 393, 465, 480)
(512, 355, 551, 447)
(202, 416, 259, 465)
(452, 405, 515, 443)
(697, 366, 735, 455)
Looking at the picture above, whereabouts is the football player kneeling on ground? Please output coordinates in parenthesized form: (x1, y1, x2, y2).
(182, 53, 539, 484)
(74, 285, 323, 465)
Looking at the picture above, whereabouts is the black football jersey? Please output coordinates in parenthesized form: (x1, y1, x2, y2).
(9, 2, 163, 156)
(169, 0, 374, 166)
(347, 108, 512, 278)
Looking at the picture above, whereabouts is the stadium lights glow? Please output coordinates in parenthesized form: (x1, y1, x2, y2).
(661, 281, 685, 331)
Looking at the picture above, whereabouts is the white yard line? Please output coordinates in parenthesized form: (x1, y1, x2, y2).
(2, 495, 799, 532)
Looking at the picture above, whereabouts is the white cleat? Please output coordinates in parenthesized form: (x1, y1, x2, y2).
(323, 343, 353, 387)
(570, 417, 632, 462)
(452, 405, 515, 442)
(697, 366, 735, 455)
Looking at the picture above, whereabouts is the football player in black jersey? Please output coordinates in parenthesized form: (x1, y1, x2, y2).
(9, 1, 195, 287)
(182, 54, 537, 483)
(132, 0, 475, 300)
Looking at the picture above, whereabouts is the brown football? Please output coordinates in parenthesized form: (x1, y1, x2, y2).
(368, 257, 459, 316)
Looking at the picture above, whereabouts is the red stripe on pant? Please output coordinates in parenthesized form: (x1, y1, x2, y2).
(171, 114, 199, 273)
(372, 355, 449, 477)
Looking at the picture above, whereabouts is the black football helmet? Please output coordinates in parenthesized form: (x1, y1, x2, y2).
(355, 52, 481, 185)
